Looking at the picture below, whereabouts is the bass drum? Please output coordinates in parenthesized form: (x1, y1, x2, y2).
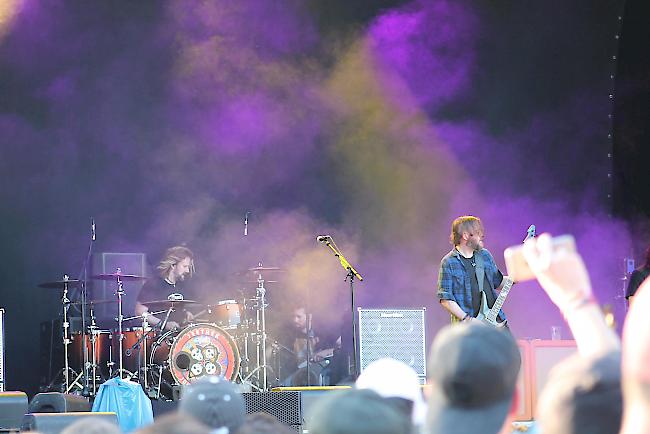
(149, 323, 240, 389)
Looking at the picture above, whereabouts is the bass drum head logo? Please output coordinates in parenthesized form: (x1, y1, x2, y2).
(168, 324, 240, 385)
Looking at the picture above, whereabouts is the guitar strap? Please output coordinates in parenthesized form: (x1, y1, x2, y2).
(474, 252, 485, 294)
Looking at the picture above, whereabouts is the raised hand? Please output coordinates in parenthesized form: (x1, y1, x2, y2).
(522, 233, 593, 314)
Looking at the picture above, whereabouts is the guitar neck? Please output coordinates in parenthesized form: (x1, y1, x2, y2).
(486, 277, 514, 322)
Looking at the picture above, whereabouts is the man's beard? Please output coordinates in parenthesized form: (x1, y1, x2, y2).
(471, 240, 483, 251)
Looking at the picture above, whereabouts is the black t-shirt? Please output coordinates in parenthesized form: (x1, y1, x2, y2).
(626, 267, 650, 299)
(137, 277, 189, 324)
(458, 254, 503, 317)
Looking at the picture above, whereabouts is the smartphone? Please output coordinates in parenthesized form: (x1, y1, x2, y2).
(504, 234, 576, 282)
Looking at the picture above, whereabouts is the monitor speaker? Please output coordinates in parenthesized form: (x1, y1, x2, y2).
(0, 391, 28, 431)
(21, 412, 118, 433)
(29, 392, 91, 413)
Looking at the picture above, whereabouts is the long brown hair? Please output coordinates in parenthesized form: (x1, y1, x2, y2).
(157, 246, 195, 278)
(450, 216, 482, 246)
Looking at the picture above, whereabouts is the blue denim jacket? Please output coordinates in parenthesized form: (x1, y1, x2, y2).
(437, 247, 506, 322)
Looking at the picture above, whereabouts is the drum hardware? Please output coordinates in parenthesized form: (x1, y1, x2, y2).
(118, 312, 167, 385)
(91, 273, 149, 282)
(91, 268, 146, 379)
(238, 267, 271, 391)
(40, 276, 82, 393)
(66, 299, 110, 393)
(269, 340, 294, 387)
(140, 299, 200, 309)
(61, 274, 83, 393)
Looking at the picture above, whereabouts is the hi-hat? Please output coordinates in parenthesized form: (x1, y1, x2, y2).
(91, 273, 147, 281)
(38, 279, 82, 289)
(142, 299, 201, 309)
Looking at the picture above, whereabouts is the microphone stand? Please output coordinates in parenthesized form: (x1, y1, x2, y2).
(305, 313, 313, 386)
(70, 218, 96, 396)
(319, 237, 363, 379)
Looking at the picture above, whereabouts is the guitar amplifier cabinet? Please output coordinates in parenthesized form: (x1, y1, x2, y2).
(0, 308, 4, 392)
(530, 339, 577, 418)
(358, 308, 426, 380)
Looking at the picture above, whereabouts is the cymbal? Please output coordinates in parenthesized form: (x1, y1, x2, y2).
(142, 299, 201, 309)
(240, 280, 279, 284)
(38, 279, 82, 289)
(235, 266, 284, 277)
(247, 266, 283, 272)
(70, 299, 116, 306)
(91, 273, 147, 281)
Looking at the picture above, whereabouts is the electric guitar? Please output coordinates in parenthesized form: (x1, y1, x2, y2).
(476, 224, 536, 327)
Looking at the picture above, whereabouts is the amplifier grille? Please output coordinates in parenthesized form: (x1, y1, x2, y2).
(242, 391, 302, 427)
(358, 308, 426, 377)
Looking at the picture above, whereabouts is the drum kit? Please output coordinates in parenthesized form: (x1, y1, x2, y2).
(39, 265, 283, 399)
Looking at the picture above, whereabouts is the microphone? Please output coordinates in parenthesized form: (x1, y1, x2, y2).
(316, 235, 331, 243)
(244, 211, 250, 236)
(91, 218, 96, 241)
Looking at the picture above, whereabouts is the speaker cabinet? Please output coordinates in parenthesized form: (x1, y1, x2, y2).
(92, 252, 147, 325)
(358, 308, 426, 379)
(530, 339, 577, 418)
(0, 391, 28, 431)
(514, 340, 533, 421)
(242, 391, 302, 428)
(29, 393, 91, 413)
(243, 388, 347, 431)
(0, 308, 5, 392)
(21, 412, 118, 433)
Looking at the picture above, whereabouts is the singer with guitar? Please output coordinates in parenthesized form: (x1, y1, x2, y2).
(437, 216, 512, 327)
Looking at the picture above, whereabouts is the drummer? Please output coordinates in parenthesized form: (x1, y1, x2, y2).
(135, 246, 195, 330)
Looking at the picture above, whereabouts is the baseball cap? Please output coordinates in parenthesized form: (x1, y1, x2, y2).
(178, 376, 246, 434)
(425, 322, 521, 434)
(355, 357, 427, 425)
(307, 388, 411, 434)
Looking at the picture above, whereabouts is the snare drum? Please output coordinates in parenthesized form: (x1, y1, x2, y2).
(149, 323, 240, 387)
(212, 300, 242, 329)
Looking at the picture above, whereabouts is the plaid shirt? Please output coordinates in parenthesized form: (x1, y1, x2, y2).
(437, 248, 506, 322)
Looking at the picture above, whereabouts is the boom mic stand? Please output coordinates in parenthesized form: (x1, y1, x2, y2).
(317, 236, 363, 379)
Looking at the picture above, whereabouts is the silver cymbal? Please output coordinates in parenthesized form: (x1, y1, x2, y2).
(38, 279, 82, 289)
(91, 273, 147, 281)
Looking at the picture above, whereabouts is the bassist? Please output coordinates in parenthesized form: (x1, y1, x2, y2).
(437, 216, 509, 326)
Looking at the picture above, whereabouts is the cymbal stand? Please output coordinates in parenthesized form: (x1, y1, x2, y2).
(141, 314, 150, 389)
(114, 269, 126, 379)
(60, 276, 76, 392)
(241, 272, 270, 391)
(122, 311, 167, 386)
(88, 303, 101, 394)
(65, 296, 98, 396)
